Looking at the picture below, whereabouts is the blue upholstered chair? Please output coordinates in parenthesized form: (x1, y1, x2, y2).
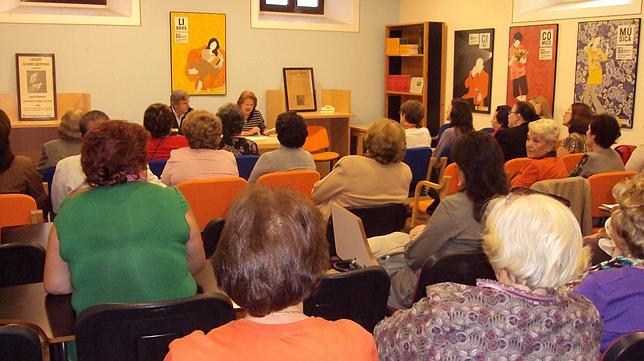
(235, 155, 260, 180)
(403, 147, 432, 197)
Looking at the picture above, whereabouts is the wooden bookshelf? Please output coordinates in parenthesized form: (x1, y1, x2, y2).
(384, 22, 445, 135)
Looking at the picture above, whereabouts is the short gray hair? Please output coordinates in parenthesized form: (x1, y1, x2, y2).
(170, 89, 189, 105)
(528, 118, 560, 144)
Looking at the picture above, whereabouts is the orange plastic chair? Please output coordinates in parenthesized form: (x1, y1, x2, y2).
(0, 194, 43, 230)
(303, 126, 340, 167)
(561, 153, 584, 174)
(588, 171, 637, 218)
(176, 177, 247, 230)
(504, 157, 531, 179)
(256, 170, 320, 202)
(442, 163, 461, 197)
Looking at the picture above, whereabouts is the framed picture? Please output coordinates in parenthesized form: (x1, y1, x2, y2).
(283, 67, 317, 112)
(15, 53, 57, 121)
(170, 12, 226, 96)
(0, 0, 140, 26)
(574, 18, 640, 128)
(513, 0, 642, 23)
(453, 29, 495, 114)
(506, 24, 558, 112)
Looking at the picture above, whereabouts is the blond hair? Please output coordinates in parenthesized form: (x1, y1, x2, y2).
(181, 110, 222, 149)
(528, 118, 560, 145)
(611, 175, 644, 258)
(483, 193, 589, 289)
(364, 119, 406, 164)
(58, 108, 84, 140)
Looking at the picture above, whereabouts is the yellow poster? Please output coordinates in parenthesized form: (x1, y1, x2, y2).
(170, 12, 226, 95)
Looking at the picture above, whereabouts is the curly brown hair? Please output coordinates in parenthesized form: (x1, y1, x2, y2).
(364, 119, 406, 164)
(81, 120, 149, 187)
(181, 110, 222, 149)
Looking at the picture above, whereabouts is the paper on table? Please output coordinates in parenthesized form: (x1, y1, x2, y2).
(245, 135, 277, 141)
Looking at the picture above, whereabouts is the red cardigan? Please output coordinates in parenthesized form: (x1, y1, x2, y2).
(511, 156, 568, 188)
(147, 135, 189, 161)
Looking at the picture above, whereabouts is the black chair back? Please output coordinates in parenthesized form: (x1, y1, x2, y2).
(327, 203, 408, 258)
(0, 324, 43, 361)
(75, 294, 235, 361)
(201, 218, 225, 258)
(0, 243, 46, 287)
(413, 250, 495, 302)
(602, 332, 644, 361)
(304, 266, 390, 332)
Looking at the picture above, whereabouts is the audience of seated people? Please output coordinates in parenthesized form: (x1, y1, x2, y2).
(496, 100, 540, 161)
(559, 102, 594, 156)
(570, 114, 625, 177)
(44, 120, 205, 359)
(51, 110, 162, 214)
(574, 175, 643, 353)
(38, 108, 83, 172)
(490, 104, 511, 137)
(432, 98, 474, 161)
(377, 131, 509, 309)
(247, 111, 315, 184)
(510, 118, 568, 188)
(528, 95, 552, 119)
(144, 103, 189, 161)
(161, 110, 238, 186)
(165, 187, 377, 361)
(312, 118, 411, 220)
(374, 192, 603, 359)
(237, 90, 266, 136)
(0, 109, 48, 212)
(216, 103, 259, 156)
(399, 99, 430, 148)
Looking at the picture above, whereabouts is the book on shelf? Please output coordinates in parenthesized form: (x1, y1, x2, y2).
(399, 44, 419, 55)
(386, 75, 411, 92)
(409, 77, 423, 94)
(385, 38, 400, 56)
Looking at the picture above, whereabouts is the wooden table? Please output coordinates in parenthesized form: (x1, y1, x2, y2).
(300, 112, 353, 157)
(244, 135, 280, 155)
(1, 222, 53, 247)
(350, 124, 370, 156)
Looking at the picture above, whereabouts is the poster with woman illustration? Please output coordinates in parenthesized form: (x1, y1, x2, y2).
(170, 12, 226, 95)
(575, 19, 640, 128)
(453, 29, 494, 114)
(506, 24, 558, 111)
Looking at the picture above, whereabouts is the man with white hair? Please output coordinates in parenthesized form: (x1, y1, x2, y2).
(170, 89, 193, 130)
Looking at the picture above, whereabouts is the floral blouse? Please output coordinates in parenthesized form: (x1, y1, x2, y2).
(219, 136, 259, 157)
(374, 281, 602, 361)
(562, 133, 586, 154)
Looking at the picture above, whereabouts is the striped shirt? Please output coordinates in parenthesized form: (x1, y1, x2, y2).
(243, 108, 266, 134)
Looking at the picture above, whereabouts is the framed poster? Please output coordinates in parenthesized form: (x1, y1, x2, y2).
(170, 12, 226, 96)
(574, 18, 640, 128)
(283, 67, 317, 112)
(506, 24, 558, 111)
(453, 29, 495, 114)
(15, 53, 57, 121)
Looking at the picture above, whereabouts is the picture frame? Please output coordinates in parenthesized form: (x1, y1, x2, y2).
(512, 0, 642, 23)
(170, 12, 226, 96)
(574, 18, 640, 128)
(0, 0, 140, 26)
(506, 24, 559, 112)
(283, 67, 317, 112)
(15, 53, 57, 121)
(453, 29, 495, 114)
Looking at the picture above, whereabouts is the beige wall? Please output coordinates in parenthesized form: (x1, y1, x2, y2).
(400, 0, 644, 145)
(0, 0, 399, 126)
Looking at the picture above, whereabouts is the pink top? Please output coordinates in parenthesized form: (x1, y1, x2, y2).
(161, 148, 238, 186)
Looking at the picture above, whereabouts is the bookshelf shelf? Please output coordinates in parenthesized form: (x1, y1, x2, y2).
(385, 91, 423, 96)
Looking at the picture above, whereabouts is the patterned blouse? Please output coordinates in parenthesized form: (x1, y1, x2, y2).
(374, 281, 603, 361)
(562, 133, 586, 154)
(219, 136, 259, 157)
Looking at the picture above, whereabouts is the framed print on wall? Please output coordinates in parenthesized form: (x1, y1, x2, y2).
(283, 67, 317, 112)
(453, 29, 495, 114)
(170, 12, 226, 96)
(574, 18, 640, 128)
(506, 24, 558, 112)
(15, 53, 57, 120)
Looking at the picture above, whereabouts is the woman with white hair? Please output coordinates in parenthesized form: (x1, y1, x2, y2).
(374, 192, 603, 360)
(510, 118, 567, 188)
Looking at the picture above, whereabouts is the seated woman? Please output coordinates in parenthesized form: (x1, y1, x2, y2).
(165, 187, 377, 361)
(384, 131, 509, 309)
(38, 108, 83, 171)
(247, 111, 315, 184)
(144, 103, 189, 161)
(312, 119, 411, 220)
(0, 109, 48, 212)
(216, 103, 259, 156)
(491, 105, 511, 137)
(375, 192, 603, 360)
(529, 95, 552, 119)
(44, 120, 205, 314)
(559, 102, 593, 156)
(496, 100, 540, 161)
(570, 114, 625, 177)
(161, 110, 238, 186)
(237, 90, 266, 136)
(432, 98, 474, 161)
(511, 118, 568, 188)
(399, 99, 430, 148)
(574, 175, 643, 353)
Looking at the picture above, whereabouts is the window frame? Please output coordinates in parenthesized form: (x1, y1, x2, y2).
(260, 0, 324, 15)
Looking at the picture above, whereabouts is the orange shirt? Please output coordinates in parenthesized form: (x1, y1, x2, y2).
(165, 317, 378, 361)
(511, 156, 568, 189)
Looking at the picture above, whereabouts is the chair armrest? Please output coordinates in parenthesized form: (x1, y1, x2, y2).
(30, 210, 44, 224)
